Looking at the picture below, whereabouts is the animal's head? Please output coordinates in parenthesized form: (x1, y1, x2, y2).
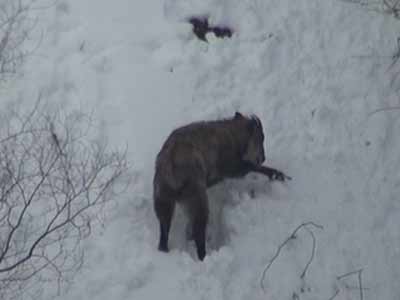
(234, 112, 266, 166)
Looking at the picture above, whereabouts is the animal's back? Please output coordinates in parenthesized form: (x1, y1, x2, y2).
(154, 119, 244, 194)
(153, 112, 285, 261)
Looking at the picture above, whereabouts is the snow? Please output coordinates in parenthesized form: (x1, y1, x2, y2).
(2, 0, 400, 299)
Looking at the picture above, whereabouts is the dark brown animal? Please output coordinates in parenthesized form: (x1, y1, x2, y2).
(188, 17, 233, 42)
(153, 112, 290, 261)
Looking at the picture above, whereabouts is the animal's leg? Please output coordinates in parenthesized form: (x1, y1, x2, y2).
(185, 185, 209, 261)
(193, 208, 207, 261)
(252, 165, 292, 181)
(154, 198, 175, 252)
(185, 219, 194, 241)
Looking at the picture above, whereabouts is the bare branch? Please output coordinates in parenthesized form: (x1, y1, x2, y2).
(342, 0, 400, 17)
(260, 222, 323, 291)
(368, 105, 400, 116)
(0, 99, 129, 298)
(334, 268, 365, 300)
(300, 226, 316, 279)
(358, 269, 364, 300)
(336, 268, 363, 280)
(0, 0, 39, 81)
(328, 288, 340, 300)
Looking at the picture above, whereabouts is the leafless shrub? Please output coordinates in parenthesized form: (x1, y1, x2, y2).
(341, 0, 400, 101)
(341, 0, 400, 17)
(0, 97, 129, 299)
(381, 0, 400, 17)
(0, 0, 45, 81)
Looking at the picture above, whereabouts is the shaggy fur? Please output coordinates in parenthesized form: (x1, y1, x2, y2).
(153, 112, 290, 260)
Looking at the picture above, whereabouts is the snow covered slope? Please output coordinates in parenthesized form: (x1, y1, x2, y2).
(5, 0, 400, 299)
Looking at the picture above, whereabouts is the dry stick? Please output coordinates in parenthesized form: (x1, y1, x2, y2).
(336, 268, 364, 300)
(387, 37, 400, 70)
(328, 288, 340, 300)
(346, 286, 370, 291)
(358, 269, 364, 300)
(260, 222, 324, 292)
(300, 227, 316, 279)
(367, 106, 400, 117)
(337, 268, 363, 280)
(386, 36, 400, 87)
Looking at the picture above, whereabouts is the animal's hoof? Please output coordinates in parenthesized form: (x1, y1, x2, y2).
(197, 249, 206, 261)
(158, 244, 169, 252)
(271, 170, 291, 182)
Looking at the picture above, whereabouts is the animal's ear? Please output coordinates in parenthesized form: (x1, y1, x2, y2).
(234, 112, 244, 119)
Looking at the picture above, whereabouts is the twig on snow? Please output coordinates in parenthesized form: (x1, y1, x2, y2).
(300, 227, 317, 279)
(358, 269, 364, 300)
(260, 221, 324, 292)
(328, 288, 340, 300)
(334, 268, 365, 300)
(387, 37, 400, 70)
(336, 268, 364, 280)
(367, 106, 400, 117)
